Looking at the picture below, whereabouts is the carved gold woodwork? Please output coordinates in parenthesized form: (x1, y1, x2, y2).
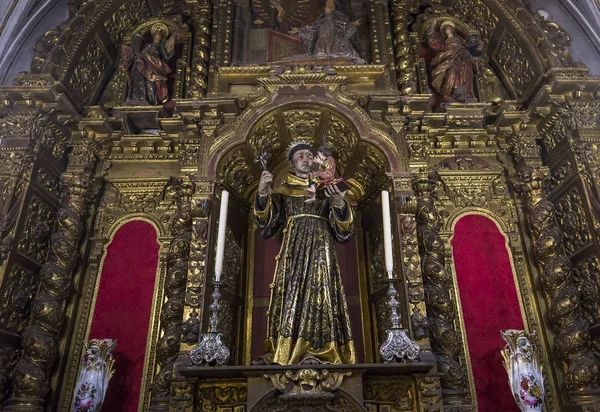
(413, 172, 469, 404)
(149, 177, 193, 409)
(5, 138, 99, 411)
(1, 0, 600, 411)
(512, 164, 600, 394)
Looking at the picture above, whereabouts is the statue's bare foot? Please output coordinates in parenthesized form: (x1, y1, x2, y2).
(252, 358, 268, 365)
(300, 357, 321, 366)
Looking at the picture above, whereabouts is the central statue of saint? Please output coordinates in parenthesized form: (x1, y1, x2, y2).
(253, 141, 356, 365)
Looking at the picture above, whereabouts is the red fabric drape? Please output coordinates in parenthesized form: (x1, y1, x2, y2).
(451, 214, 523, 412)
(89, 220, 159, 412)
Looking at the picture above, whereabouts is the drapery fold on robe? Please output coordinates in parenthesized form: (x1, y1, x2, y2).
(254, 173, 356, 365)
(428, 34, 476, 101)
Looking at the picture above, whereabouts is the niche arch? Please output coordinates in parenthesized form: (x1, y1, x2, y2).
(85, 218, 162, 412)
(447, 212, 527, 412)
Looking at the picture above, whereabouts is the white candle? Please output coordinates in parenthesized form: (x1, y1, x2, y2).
(214, 190, 229, 282)
(381, 190, 394, 278)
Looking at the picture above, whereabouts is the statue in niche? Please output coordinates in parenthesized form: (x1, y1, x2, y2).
(427, 20, 483, 103)
(253, 140, 355, 365)
(121, 23, 176, 105)
(288, 0, 365, 64)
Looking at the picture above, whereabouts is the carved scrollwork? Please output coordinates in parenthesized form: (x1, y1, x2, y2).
(495, 32, 535, 97)
(512, 165, 600, 391)
(284, 110, 320, 142)
(248, 116, 282, 166)
(70, 38, 109, 103)
(364, 378, 413, 411)
(169, 381, 194, 412)
(17, 198, 55, 264)
(413, 172, 468, 399)
(0, 345, 20, 406)
(415, 376, 443, 412)
(554, 189, 591, 256)
(6, 138, 98, 410)
(187, 4, 213, 98)
(104, 0, 151, 45)
(325, 115, 358, 167)
(222, 150, 258, 199)
(197, 382, 247, 410)
(572, 256, 600, 353)
(0, 265, 39, 333)
(150, 177, 192, 403)
(271, 369, 350, 393)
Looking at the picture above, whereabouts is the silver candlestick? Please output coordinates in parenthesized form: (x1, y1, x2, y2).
(190, 282, 231, 365)
(379, 281, 421, 362)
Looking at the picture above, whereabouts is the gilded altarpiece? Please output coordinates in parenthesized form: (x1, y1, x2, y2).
(1, 0, 600, 411)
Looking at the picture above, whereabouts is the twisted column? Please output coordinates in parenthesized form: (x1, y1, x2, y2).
(4, 139, 98, 411)
(149, 178, 192, 411)
(187, 2, 212, 98)
(413, 172, 468, 403)
(389, 0, 418, 94)
(513, 165, 599, 392)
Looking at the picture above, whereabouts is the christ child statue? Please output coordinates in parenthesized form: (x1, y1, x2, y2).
(306, 145, 336, 203)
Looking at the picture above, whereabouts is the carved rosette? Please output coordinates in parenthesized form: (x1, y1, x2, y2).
(149, 178, 193, 408)
(512, 165, 600, 392)
(5, 139, 98, 411)
(413, 172, 468, 400)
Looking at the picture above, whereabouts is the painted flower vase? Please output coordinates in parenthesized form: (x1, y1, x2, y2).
(501, 329, 544, 411)
(73, 339, 116, 412)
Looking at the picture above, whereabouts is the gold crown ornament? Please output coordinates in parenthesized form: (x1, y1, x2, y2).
(440, 20, 456, 30)
(151, 23, 169, 38)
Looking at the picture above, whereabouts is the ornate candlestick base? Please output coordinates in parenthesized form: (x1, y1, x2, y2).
(190, 283, 231, 365)
(379, 282, 420, 362)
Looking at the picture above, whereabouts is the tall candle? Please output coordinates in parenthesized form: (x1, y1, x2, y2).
(214, 190, 229, 282)
(381, 190, 394, 278)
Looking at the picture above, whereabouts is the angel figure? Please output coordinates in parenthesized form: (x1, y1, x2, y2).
(73, 339, 117, 412)
(121, 23, 176, 105)
(427, 20, 483, 103)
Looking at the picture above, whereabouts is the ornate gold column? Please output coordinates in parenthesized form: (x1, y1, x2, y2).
(148, 178, 193, 411)
(0, 101, 71, 406)
(5, 135, 99, 411)
(389, 0, 418, 94)
(187, 0, 213, 98)
(511, 132, 600, 400)
(413, 172, 469, 405)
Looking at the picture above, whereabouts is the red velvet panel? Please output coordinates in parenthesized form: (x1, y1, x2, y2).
(89, 220, 159, 412)
(451, 214, 523, 412)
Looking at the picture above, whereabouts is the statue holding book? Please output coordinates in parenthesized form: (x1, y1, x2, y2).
(253, 140, 355, 365)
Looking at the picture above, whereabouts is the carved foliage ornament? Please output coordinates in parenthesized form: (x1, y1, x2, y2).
(414, 172, 467, 393)
(150, 177, 192, 401)
(9, 139, 98, 407)
(512, 165, 599, 391)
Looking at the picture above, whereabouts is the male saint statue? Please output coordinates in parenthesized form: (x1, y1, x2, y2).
(253, 141, 356, 365)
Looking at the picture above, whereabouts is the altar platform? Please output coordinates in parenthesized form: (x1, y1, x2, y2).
(169, 360, 442, 412)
